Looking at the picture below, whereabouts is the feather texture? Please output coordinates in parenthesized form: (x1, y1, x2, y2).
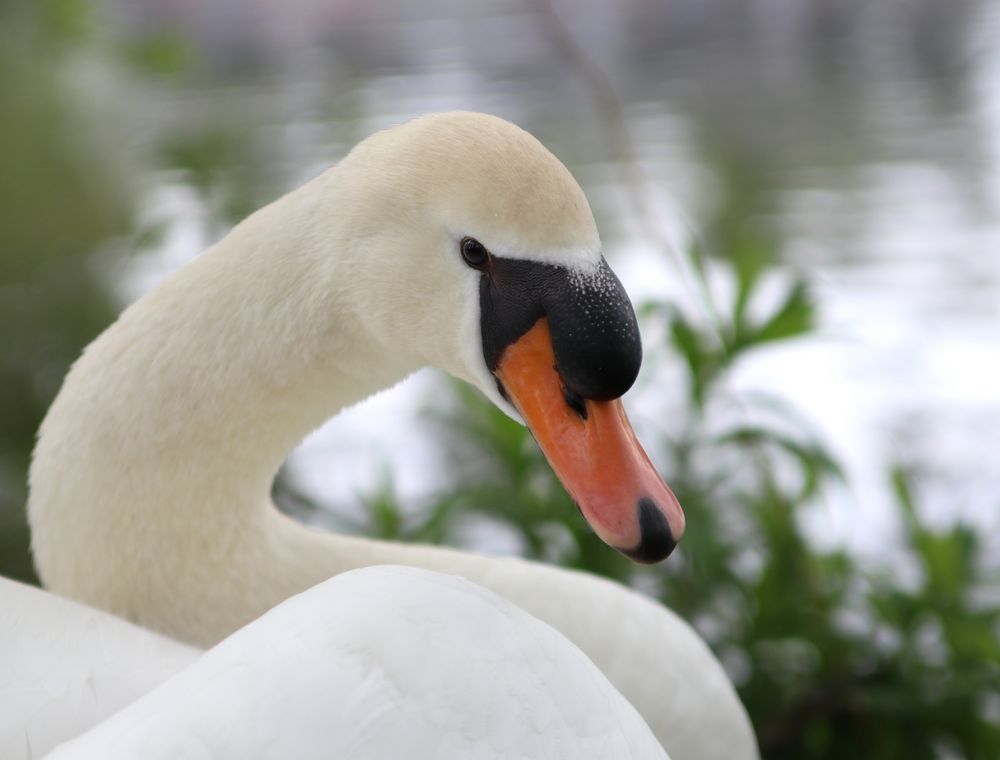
(48, 567, 669, 760)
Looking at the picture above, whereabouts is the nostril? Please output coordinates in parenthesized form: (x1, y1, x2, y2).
(620, 498, 676, 564)
(562, 383, 588, 420)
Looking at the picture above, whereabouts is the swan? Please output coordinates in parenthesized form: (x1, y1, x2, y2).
(25, 111, 758, 759)
(46, 566, 670, 759)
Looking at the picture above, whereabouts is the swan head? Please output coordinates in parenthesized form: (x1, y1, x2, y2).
(328, 112, 684, 562)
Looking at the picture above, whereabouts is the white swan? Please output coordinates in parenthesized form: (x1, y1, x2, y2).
(46, 566, 670, 759)
(25, 112, 758, 759)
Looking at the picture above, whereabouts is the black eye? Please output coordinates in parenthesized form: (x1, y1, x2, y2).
(460, 237, 490, 270)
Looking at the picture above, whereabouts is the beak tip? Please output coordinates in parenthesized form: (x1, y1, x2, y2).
(617, 497, 678, 564)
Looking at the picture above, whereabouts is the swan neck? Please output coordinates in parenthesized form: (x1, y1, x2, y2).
(29, 171, 421, 641)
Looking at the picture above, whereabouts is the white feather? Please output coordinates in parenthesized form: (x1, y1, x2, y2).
(0, 577, 198, 759)
(47, 567, 669, 760)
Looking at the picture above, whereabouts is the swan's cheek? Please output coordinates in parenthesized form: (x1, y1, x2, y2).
(446, 272, 521, 421)
(494, 319, 684, 564)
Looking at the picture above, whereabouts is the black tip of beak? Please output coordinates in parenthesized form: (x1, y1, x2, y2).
(619, 497, 677, 564)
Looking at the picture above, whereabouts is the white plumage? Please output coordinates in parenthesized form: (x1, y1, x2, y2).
(47, 567, 670, 759)
(15, 112, 758, 759)
(0, 577, 198, 759)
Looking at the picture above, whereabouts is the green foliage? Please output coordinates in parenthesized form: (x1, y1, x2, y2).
(0, 1, 133, 582)
(121, 29, 194, 77)
(273, 467, 460, 547)
(0, 1, 283, 583)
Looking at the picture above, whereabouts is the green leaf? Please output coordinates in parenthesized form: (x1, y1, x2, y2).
(668, 310, 720, 407)
(730, 235, 775, 330)
(755, 280, 815, 344)
(715, 425, 843, 500)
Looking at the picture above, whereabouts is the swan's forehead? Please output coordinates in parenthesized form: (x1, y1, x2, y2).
(376, 112, 602, 271)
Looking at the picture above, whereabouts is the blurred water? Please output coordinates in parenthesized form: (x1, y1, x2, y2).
(117, 0, 1000, 563)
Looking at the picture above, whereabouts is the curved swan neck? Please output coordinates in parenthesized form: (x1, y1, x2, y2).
(28, 169, 425, 639)
(99, 171, 416, 473)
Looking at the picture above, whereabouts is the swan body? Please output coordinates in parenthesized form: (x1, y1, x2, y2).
(0, 576, 198, 759)
(47, 566, 670, 759)
(26, 112, 758, 758)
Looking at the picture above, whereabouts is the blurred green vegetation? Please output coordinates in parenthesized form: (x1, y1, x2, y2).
(0, 1, 130, 582)
(2, 1, 998, 758)
(0, 0, 271, 582)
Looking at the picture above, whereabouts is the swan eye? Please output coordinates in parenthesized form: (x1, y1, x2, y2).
(460, 237, 490, 270)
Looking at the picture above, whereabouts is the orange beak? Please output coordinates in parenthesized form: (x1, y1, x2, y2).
(494, 318, 684, 562)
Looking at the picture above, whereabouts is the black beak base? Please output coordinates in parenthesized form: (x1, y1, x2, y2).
(479, 256, 642, 402)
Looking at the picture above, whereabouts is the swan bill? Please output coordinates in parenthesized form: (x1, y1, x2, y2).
(494, 319, 685, 563)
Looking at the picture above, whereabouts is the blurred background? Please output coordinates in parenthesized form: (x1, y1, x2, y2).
(1, 0, 998, 756)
